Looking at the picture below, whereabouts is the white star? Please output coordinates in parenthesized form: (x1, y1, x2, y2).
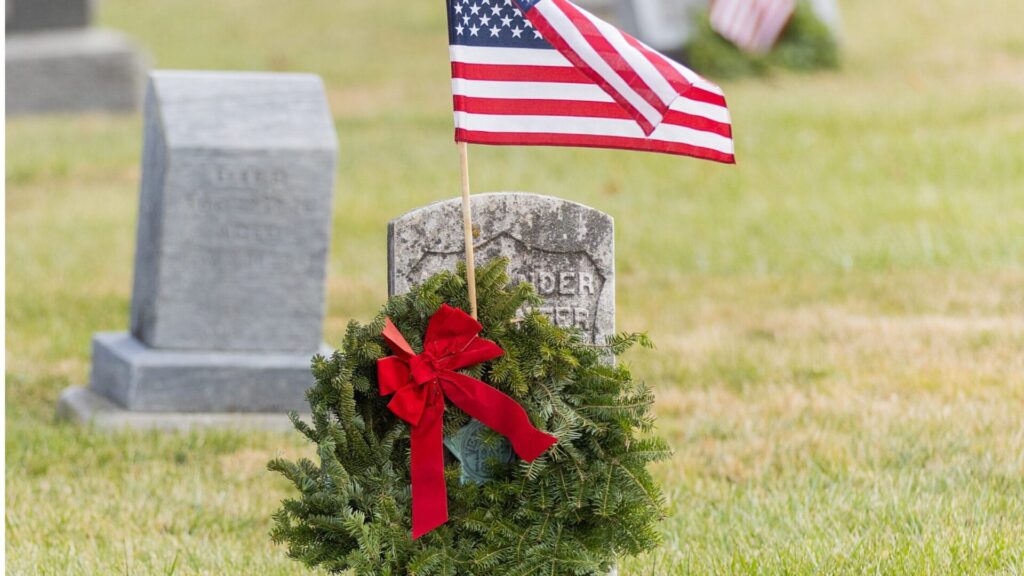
(480, 14, 491, 25)
(489, 24, 501, 37)
(504, 0, 512, 4)
(524, 18, 533, 27)
(469, 24, 480, 36)
(462, 14, 470, 24)
(514, 7, 522, 16)
(501, 15, 512, 27)
(456, 24, 465, 35)
(469, 3, 481, 15)
(490, 4, 502, 15)
(481, 0, 490, 4)
(455, 4, 463, 13)
(533, 29, 542, 38)
(511, 26, 523, 38)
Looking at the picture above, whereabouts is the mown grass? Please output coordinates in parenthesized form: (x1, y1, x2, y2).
(6, 0, 1024, 573)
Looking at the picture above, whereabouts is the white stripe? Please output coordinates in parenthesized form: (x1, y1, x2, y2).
(576, 6, 678, 106)
(452, 78, 613, 102)
(453, 78, 730, 124)
(535, 0, 664, 127)
(449, 45, 571, 67)
(669, 96, 732, 124)
(454, 111, 735, 154)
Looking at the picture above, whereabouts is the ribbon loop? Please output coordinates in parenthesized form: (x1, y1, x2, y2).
(377, 304, 558, 539)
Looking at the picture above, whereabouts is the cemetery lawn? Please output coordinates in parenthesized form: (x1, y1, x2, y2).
(5, 0, 1023, 573)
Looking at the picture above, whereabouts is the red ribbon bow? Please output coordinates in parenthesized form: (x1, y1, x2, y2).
(377, 304, 558, 539)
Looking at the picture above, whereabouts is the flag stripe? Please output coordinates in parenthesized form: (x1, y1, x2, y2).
(453, 96, 733, 137)
(456, 128, 736, 164)
(451, 76, 732, 125)
(453, 112, 734, 154)
(450, 45, 573, 67)
(452, 62, 590, 84)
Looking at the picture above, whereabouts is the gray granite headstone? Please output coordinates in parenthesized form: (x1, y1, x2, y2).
(620, 0, 707, 53)
(6, 0, 91, 32)
(389, 192, 614, 345)
(130, 71, 337, 353)
(59, 71, 337, 422)
(5, 0, 145, 115)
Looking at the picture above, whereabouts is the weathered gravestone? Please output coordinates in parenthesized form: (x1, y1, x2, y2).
(391, 193, 618, 575)
(389, 192, 614, 345)
(5, 0, 146, 115)
(57, 71, 337, 429)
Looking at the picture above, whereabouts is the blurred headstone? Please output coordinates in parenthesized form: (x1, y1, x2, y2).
(6, 0, 91, 32)
(58, 71, 338, 429)
(388, 192, 615, 345)
(5, 0, 146, 115)
(619, 0, 706, 53)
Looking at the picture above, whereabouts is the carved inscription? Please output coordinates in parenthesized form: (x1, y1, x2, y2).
(173, 162, 307, 274)
(388, 193, 615, 348)
(406, 233, 606, 342)
(156, 157, 327, 349)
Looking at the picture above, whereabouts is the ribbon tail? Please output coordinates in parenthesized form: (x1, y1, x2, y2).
(441, 372, 558, 462)
(410, 391, 448, 539)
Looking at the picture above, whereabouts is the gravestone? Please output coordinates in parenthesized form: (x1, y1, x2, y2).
(391, 193, 618, 576)
(5, 0, 146, 115)
(619, 0, 707, 53)
(57, 71, 338, 429)
(6, 0, 91, 32)
(389, 192, 614, 344)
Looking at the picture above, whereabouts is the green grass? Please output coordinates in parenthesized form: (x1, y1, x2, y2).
(6, 0, 1024, 573)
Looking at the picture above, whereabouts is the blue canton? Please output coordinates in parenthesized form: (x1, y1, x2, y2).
(447, 0, 553, 49)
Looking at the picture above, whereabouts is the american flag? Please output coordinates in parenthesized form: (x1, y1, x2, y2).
(709, 0, 797, 55)
(447, 0, 735, 164)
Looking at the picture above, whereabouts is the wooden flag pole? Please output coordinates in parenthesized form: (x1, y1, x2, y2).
(458, 141, 478, 319)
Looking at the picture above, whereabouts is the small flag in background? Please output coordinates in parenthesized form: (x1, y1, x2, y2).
(447, 0, 735, 164)
(709, 0, 797, 55)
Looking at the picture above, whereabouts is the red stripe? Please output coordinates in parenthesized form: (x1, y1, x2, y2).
(619, 31, 692, 95)
(684, 86, 727, 107)
(455, 128, 736, 164)
(554, 0, 669, 125)
(453, 96, 733, 138)
(451, 62, 590, 83)
(524, 3, 657, 135)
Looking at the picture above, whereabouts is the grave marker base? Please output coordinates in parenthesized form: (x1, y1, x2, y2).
(6, 28, 145, 115)
(56, 387, 304, 432)
(56, 332, 323, 429)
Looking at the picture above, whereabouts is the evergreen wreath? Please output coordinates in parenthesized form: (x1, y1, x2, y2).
(269, 259, 670, 575)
